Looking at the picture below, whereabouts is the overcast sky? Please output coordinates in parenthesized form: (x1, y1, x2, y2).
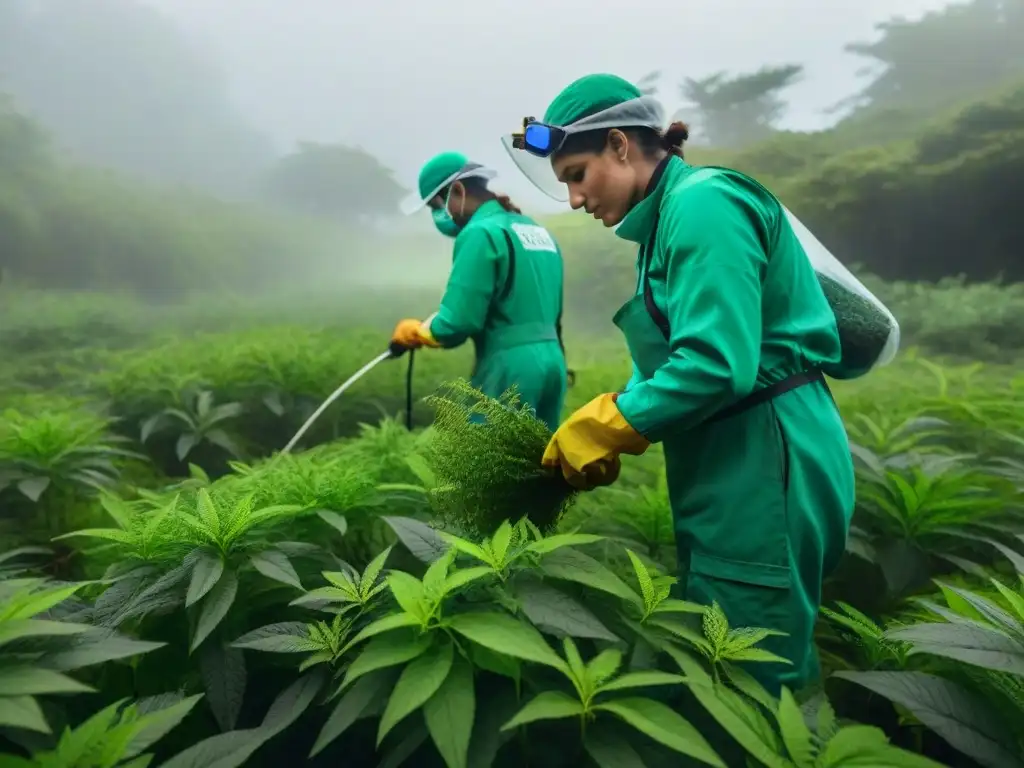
(144, 0, 954, 210)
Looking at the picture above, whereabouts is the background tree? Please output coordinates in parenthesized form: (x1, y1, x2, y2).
(0, 0, 274, 197)
(675, 64, 804, 148)
(835, 0, 1024, 120)
(263, 142, 407, 223)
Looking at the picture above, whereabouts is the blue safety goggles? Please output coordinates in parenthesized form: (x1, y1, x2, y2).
(510, 117, 567, 158)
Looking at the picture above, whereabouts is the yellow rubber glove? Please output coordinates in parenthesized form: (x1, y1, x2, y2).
(391, 318, 441, 349)
(542, 393, 650, 490)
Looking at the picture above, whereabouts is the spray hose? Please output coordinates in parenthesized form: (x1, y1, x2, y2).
(280, 342, 415, 456)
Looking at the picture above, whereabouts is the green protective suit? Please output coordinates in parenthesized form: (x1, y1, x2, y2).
(613, 155, 855, 697)
(427, 199, 568, 431)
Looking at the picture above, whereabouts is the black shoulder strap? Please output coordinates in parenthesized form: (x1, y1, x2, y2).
(499, 229, 517, 302)
(641, 211, 671, 340)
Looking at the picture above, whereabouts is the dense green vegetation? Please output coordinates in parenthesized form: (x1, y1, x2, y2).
(3, 1, 1023, 765)
(2, 288, 1023, 767)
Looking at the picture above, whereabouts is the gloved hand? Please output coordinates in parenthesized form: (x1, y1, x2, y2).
(542, 393, 650, 490)
(391, 318, 441, 350)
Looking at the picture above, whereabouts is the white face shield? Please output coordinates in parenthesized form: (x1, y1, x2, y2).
(399, 162, 498, 216)
(500, 96, 666, 202)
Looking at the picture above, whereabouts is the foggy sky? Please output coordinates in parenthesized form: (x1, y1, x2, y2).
(143, 0, 953, 210)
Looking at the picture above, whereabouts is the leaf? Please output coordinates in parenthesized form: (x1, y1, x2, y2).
(341, 630, 434, 690)
(191, 569, 239, 653)
(594, 698, 725, 767)
(446, 612, 565, 671)
(525, 533, 604, 555)
(0, 618, 91, 648)
(596, 671, 688, 693)
(833, 670, 1024, 768)
(501, 691, 584, 729)
(885, 622, 1024, 676)
(513, 580, 618, 642)
(186, 550, 224, 607)
(250, 550, 302, 590)
(777, 688, 815, 767)
(539, 548, 640, 605)
(311, 669, 398, 757)
(317, 510, 349, 537)
(384, 516, 449, 563)
(423, 654, 476, 768)
(0, 696, 50, 734)
(200, 642, 247, 732)
(388, 571, 426, 619)
(231, 622, 312, 653)
(584, 729, 647, 768)
(43, 628, 165, 670)
(378, 641, 455, 745)
(126, 693, 205, 759)
(0, 666, 93, 695)
(176, 433, 200, 462)
(16, 476, 50, 502)
(160, 669, 325, 768)
(469, 645, 520, 684)
(466, 685, 520, 768)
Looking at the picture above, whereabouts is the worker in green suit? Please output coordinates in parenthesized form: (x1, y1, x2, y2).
(502, 74, 863, 698)
(391, 151, 569, 431)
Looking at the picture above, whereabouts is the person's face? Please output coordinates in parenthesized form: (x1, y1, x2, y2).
(430, 182, 469, 224)
(551, 130, 637, 228)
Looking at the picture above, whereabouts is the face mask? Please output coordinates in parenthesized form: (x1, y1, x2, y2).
(432, 206, 460, 238)
(431, 184, 464, 238)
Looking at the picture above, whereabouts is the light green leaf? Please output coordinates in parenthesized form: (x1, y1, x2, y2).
(446, 612, 565, 671)
(489, 522, 514, 565)
(777, 688, 815, 767)
(388, 571, 426, 620)
(469, 645, 521, 685)
(0, 667, 94, 696)
(526, 533, 604, 555)
(190, 569, 239, 653)
(378, 641, 455, 745)
(596, 671, 688, 694)
(819, 724, 947, 767)
(653, 599, 706, 615)
(443, 567, 493, 594)
(0, 695, 50, 734)
(594, 698, 725, 767)
(346, 613, 421, 649)
(439, 533, 493, 567)
(186, 550, 224, 608)
(341, 630, 434, 690)
(0, 619, 91, 648)
(250, 550, 302, 590)
(423, 655, 476, 768)
(501, 691, 584, 730)
(626, 550, 655, 612)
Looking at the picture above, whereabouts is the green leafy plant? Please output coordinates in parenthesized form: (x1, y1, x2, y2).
(423, 381, 577, 536)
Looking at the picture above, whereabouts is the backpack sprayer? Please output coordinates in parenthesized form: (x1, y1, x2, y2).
(280, 342, 415, 455)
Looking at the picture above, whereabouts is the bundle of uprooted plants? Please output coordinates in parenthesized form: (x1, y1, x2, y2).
(817, 273, 895, 378)
(422, 379, 577, 536)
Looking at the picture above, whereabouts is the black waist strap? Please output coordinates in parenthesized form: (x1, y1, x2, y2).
(705, 370, 832, 425)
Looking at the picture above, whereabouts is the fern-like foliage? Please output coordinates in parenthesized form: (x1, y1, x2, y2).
(423, 380, 577, 536)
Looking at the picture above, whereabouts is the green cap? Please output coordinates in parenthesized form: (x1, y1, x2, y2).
(542, 74, 643, 127)
(417, 151, 468, 201)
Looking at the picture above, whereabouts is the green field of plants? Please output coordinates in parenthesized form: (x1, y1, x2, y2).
(3, 0, 1023, 763)
(2, 283, 1023, 768)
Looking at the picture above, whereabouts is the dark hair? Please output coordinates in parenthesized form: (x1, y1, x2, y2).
(445, 175, 522, 214)
(555, 121, 689, 160)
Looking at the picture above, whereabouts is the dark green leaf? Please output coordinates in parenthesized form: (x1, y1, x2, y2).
(200, 642, 247, 732)
(311, 669, 399, 757)
(423, 654, 476, 768)
(191, 570, 239, 653)
(249, 550, 302, 590)
(833, 670, 1024, 768)
(378, 641, 455, 745)
(383, 516, 449, 563)
(512, 580, 618, 642)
